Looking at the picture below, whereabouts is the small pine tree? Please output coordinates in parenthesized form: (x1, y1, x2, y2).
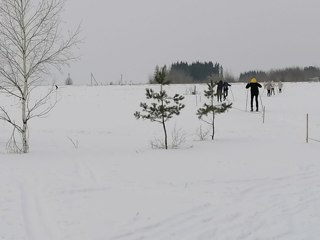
(197, 80, 232, 140)
(134, 66, 185, 149)
(150, 65, 171, 87)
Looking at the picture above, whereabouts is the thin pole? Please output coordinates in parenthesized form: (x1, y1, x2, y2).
(259, 94, 264, 110)
(306, 113, 309, 143)
(230, 87, 235, 101)
(262, 106, 265, 123)
(246, 89, 248, 112)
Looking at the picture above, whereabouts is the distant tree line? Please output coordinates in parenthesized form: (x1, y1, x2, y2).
(239, 66, 320, 82)
(149, 61, 224, 84)
(149, 63, 320, 84)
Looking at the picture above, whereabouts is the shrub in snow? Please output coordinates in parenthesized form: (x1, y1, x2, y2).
(196, 125, 210, 141)
(150, 125, 186, 149)
(197, 80, 232, 140)
(170, 125, 186, 149)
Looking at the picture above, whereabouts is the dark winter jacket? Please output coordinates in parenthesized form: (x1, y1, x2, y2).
(217, 80, 224, 93)
(246, 82, 262, 96)
(223, 81, 231, 90)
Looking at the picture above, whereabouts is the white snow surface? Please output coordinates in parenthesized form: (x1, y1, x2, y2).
(0, 82, 319, 239)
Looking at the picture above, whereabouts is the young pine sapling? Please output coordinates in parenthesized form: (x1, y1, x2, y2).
(134, 66, 185, 149)
(197, 80, 232, 140)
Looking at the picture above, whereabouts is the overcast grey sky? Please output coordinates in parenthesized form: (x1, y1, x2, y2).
(61, 0, 320, 84)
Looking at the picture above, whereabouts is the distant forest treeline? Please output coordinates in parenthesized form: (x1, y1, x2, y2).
(150, 62, 320, 84)
(150, 61, 223, 84)
(239, 66, 320, 82)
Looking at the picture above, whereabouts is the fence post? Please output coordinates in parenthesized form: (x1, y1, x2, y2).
(306, 113, 309, 143)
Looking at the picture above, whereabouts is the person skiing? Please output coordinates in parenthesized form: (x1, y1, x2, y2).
(246, 78, 262, 112)
(271, 81, 275, 95)
(278, 81, 283, 93)
(216, 80, 224, 102)
(265, 81, 272, 97)
(223, 81, 231, 100)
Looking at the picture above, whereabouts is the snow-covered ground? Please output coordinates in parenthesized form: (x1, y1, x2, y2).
(0, 82, 320, 239)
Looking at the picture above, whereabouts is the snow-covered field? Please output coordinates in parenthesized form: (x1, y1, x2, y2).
(0, 82, 320, 239)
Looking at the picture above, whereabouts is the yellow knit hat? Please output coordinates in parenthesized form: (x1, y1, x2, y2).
(250, 78, 257, 83)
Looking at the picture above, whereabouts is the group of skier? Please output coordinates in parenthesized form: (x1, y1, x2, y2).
(213, 77, 283, 112)
(264, 81, 283, 96)
(216, 80, 231, 102)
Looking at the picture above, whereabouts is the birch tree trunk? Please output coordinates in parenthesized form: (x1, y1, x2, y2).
(22, 3, 29, 153)
(22, 94, 29, 153)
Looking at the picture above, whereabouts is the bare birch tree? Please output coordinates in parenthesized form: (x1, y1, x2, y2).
(0, 0, 80, 153)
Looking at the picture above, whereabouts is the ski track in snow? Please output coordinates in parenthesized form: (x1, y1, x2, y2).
(0, 156, 103, 240)
(19, 178, 54, 240)
(8, 160, 317, 240)
(109, 168, 320, 240)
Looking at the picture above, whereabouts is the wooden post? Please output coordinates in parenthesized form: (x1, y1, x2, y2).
(306, 113, 309, 143)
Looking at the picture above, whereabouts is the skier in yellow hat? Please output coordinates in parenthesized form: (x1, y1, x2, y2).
(246, 78, 262, 111)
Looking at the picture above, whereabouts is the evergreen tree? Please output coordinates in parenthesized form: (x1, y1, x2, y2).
(197, 80, 232, 140)
(168, 61, 221, 83)
(150, 65, 170, 86)
(134, 66, 185, 149)
(239, 70, 268, 82)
